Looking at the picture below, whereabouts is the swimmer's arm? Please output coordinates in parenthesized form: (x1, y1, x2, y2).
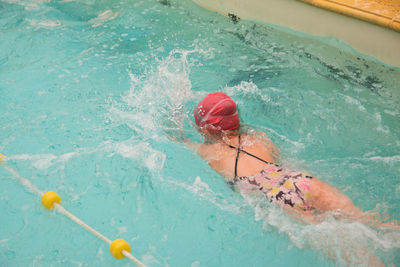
(165, 128, 202, 154)
(187, 143, 213, 162)
(186, 142, 201, 151)
(165, 125, 190, 143)
(168, 135, 201, 153)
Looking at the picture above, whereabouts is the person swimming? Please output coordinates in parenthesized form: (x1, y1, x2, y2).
(187, 92, 400, 229)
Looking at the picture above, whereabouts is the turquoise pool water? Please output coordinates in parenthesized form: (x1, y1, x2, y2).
(1, 0, 400, 266)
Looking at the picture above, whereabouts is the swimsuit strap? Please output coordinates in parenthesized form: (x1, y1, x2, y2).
(233, 135, 241, 178)
(226, 134, 275, 178)
(238, 148, 273, 165)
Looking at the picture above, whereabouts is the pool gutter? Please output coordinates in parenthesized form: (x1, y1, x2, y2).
(193, 0, 400, 68)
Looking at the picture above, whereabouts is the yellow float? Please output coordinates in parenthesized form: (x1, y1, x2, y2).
(41, 191, 62, 209)
(110, 239, 132, 259)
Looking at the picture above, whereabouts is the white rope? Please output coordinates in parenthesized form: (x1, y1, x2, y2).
(123, 250, 147, 267)
(3, 165, 44, 196)
(1, 160, 146, 267)
(54, 203, 112, 244)
(53, 203, 146, 266)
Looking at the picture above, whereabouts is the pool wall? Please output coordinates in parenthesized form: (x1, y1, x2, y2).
(194, 0, 400, 67)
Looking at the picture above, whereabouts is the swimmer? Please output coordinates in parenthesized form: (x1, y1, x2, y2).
(182, 92, 399, 230)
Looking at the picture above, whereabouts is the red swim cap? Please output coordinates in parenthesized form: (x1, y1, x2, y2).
(193, 92, 240, 132)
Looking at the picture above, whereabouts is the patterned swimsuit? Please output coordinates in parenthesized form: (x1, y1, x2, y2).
(228, 135, 314, 211)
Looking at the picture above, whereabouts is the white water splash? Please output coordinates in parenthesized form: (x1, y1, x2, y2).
(9, 152, 76, 170)
(26, 19, 62, 28)
(3, 0, 49, 11)
(110, 141, 166, 173)
(373, 112, 390, 134)
(241, 193, 400, 266)
(368, 155, 400, 164)
(225, 81, 274, 105)
(343, 95, 366, 112)
(108, 49, 197, 141)
(167, 176, 242, 214)
(89, 10, 120, 28)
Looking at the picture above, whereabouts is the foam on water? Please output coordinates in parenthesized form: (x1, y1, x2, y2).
(89, 10, 119, 28)
(343, 95, 367, 112)
(111, 141, 166, 173)
(26, 19, 62, 28)
(368, 155, 400, 164)
(167, 176, 243, 214)
(8, 152, 76, 170)
(108, 49, 196, 142)
(241, 192, 400, 266)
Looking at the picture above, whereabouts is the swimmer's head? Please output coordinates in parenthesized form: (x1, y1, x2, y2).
(193, 92, 240, 134)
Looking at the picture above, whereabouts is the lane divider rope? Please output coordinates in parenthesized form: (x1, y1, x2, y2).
(0, 153, 146, 267)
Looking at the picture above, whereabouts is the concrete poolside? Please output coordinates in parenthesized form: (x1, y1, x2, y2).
(194, 0, 400, 67)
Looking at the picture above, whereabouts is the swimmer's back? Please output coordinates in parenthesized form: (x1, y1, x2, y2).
(196, 132, 278, 180)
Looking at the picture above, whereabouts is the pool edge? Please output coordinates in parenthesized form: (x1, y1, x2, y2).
(193, 0, 400, 68)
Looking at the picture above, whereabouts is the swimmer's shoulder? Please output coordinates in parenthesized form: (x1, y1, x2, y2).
(186, 141, 208, 154)
(241, 131, 280, 160)
(239, 131, 270, 145)
(186, 141, 224, 159)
